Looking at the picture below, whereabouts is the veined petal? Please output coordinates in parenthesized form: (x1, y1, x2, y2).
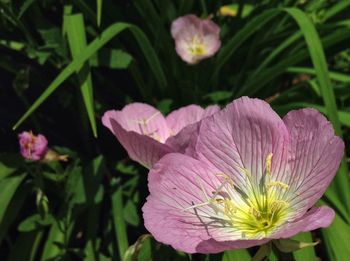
(142, 153, 267, 253)
(102, 111, 173, 169)
(165, 105, 220, 155)
(269, 206, 335, 239)
(104, 103, 170, 143)
(194, 97, 289, 193)
(166, 104, 220, 135)
(282, 109, 344, 217)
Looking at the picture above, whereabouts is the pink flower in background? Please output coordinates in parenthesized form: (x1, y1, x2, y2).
(102, 103, 219, 169)
(171, 15, 221, 64)
(142, 97, 344, 253)
(18, 131, 48, 161)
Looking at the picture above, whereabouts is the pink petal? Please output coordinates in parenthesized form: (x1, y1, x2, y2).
(166, 104, 220, 135)
(196, 238, 269, 254)
(270, 206, 335, 239)
(282, 109, 344, 217)
(171, 14, 221, 64)
(142, 153, 266, 253)
(194, 97, 289, 191)
(103, 103, 170, 142)
(18, 131, 48, 161)
(165, 105, 220, 154)
(102, 110, 173, 169)
(171, 15, 201, 39)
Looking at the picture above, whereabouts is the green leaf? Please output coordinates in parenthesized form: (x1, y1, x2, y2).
(13, 22, 166, 130)
(124, 234, 152, 261)
(89, 48, 132, 69)
(283, 8, 342, 135)
(322, 0, 350, 22)
(287, 66, 350, 83)
(0, 153, 22, 180)
(222, 249, 251, 261)
(18, 214, 54, 232)
(82, 156, 105, 258)
(292, 232, 317, 261)
(203, 91, 232, 104)
(17, 0, 35, 19)
(40, 219, 67, 260)
(239, 27, 350, 96)
(7, 231, 44, 261)
(213, 9, 279, 81)
(123, 199, 140, 226)
(282, 8, 350, 212)
(252, 244, 271, 261)
(0, 178, 30, 244)
(321, 213, 350, 260)
(64, 13, 97, 137)
(111, 187, 129, 260)
(0, 174, 26, 225)
(96, 0, 103, 27)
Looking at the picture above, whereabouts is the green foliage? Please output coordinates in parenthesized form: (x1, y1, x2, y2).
(1, 0, 350, 260)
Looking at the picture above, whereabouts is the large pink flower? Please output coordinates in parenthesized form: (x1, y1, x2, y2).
(102, 103, 219, 168)
(142, 97, 344, 253)
(171, 15, 221, 64)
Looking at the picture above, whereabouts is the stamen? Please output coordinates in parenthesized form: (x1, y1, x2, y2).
(130, 111, 161, 125)
(265, 153, 273, 177)
(267, 181, 289, 190)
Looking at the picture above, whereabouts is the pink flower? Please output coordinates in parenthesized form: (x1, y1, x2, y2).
(142, 97, 344, 253)
(171, 15, 221, 64)
(102, 103, 219, 169)
(18, 131, 48, 161)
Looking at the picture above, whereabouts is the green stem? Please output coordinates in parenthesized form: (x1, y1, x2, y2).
(200, 0, 207, 16)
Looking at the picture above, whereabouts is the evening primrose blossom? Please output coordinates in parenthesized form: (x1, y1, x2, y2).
(142, 97, 343, 253)
(18, 131, 68, 162)
(18, 131, 48, 161)
(171, 15, 221, 64)
(102, 103, 219, 169)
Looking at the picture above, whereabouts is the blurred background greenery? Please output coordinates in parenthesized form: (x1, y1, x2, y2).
(1, 0, 350, 260)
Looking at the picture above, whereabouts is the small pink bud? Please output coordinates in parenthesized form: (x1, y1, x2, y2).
(18, 131, 48, 161)
(171, 14, 221, 64)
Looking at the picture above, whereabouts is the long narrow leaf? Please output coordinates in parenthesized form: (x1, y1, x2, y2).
(64, 13, 97, 137)
(213, 9, 279, 81)
(284, 7, 350, 213)
(111, 187, 128, 260)
(13, 22, 166, 130)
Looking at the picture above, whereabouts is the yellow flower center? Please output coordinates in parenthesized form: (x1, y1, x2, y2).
(187, 35, 207, 58)
(184, 153, 291, 239)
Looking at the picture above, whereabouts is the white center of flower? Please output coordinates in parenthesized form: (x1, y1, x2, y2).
(184, 153, 291, 239)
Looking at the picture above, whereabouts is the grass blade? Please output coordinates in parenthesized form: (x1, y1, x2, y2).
(322, 0, 350, 22)
(96, 0, 102, 27)
(222, 249, 251, 261)
(287, 66, 350, 83)
(64, 13, 97, 137)
(284, 7, 350, 212)
(13, 22, 167, 130)
(238, 27, 350, 96)
(0, 174, 26, 225)
(213, 9, 279, 81)
(111, 187, 128, 260)
(321, 211, 350, 261)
